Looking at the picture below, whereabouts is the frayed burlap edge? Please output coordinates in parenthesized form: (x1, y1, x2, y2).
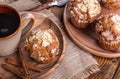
(71, 65, 99, 79)
(39, 9, 99, 79)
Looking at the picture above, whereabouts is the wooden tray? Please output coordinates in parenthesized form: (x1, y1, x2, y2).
(0, 12, 65, 79)
(64, 4, 120, 58)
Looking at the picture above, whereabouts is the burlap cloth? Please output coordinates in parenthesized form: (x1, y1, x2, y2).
(0, 0, 99, 79)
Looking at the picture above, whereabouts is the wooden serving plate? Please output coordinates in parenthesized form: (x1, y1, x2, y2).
(0, 12, 65, 79)
(64, 4, 120, 58)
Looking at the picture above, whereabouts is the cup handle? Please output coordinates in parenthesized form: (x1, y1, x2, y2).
(20, 13, 35, 36)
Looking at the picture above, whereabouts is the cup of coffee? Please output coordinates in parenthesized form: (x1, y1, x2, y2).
(0, 5, 35, 56)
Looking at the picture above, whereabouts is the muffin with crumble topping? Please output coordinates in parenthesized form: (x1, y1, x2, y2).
(95, 14, 120, 51)
(24, 29, 59, 64)
(69, 0, 101, 28)
(101, 0, 120, 10)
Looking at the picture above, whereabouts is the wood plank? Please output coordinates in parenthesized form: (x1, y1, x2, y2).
(112, 59, 120, 79)
(87, 56, 119, 79)
(50, 6, 64, 21)
(50, 5, 120, 79)
(38, 0, 51, 4)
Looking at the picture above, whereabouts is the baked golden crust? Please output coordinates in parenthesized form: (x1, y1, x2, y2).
(97, 35, 120, 50)
(101, 0, 120, 10)
(96, 14, 120, 50)
(69, 0, 101, 28)
(24, 29, 59, 64)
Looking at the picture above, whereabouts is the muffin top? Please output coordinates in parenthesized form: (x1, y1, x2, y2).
(96, 14, 120, 42)
(101, 0, 120, 10)
(69, 0, 101, 24)
(24, 29, 59, 64)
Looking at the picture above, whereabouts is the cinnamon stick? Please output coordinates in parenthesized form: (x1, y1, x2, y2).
(18, 47, 29, 75)
(2, 64, 29, 79)
(6, 58, 43, 72)
(6, 58, 20, 67)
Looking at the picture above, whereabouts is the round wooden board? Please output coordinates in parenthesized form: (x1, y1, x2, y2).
(64, 4, 120, 58)
(0, 12, 65, 79)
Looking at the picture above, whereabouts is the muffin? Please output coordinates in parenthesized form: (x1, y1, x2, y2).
(24, 29, 59, 64)
(69, 0, 101, 28)
(95, 14, 120, 50)
(101, 0, 120, 10)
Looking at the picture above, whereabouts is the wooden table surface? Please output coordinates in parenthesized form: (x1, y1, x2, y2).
(40, 1, 120, 79)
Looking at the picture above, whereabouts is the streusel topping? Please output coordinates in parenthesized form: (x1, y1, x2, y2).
(96, 14, 120, 41)
(25, 29, 59, 63)
(70, 0, 101, 24)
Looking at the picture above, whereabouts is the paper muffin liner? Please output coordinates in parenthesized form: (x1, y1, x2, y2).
(70, 16, 88, 28)
(97, 35, 120, 51)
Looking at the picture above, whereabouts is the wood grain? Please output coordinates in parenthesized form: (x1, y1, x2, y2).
(50, 3, 120, 79)
(21, 12, 66, 79)
(30, 3, 49, 11)
(38, 0, 51, 4)
(88, 56, 119, 79)
(1, 0, 120, 78)
(63, 4, 120, 58)
(46, 4, 120, 79)
(2, 64, 28, 79)
(112, 59, 120, 79)
(0, 12, 65, 79)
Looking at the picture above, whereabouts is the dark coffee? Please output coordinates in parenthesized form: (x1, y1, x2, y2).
(0, 13, 19, 38)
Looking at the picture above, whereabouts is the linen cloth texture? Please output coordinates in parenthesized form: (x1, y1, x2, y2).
(0, 0, 40, 11)
(0, 0, 99, 79)
(42, 10, 99, 79)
